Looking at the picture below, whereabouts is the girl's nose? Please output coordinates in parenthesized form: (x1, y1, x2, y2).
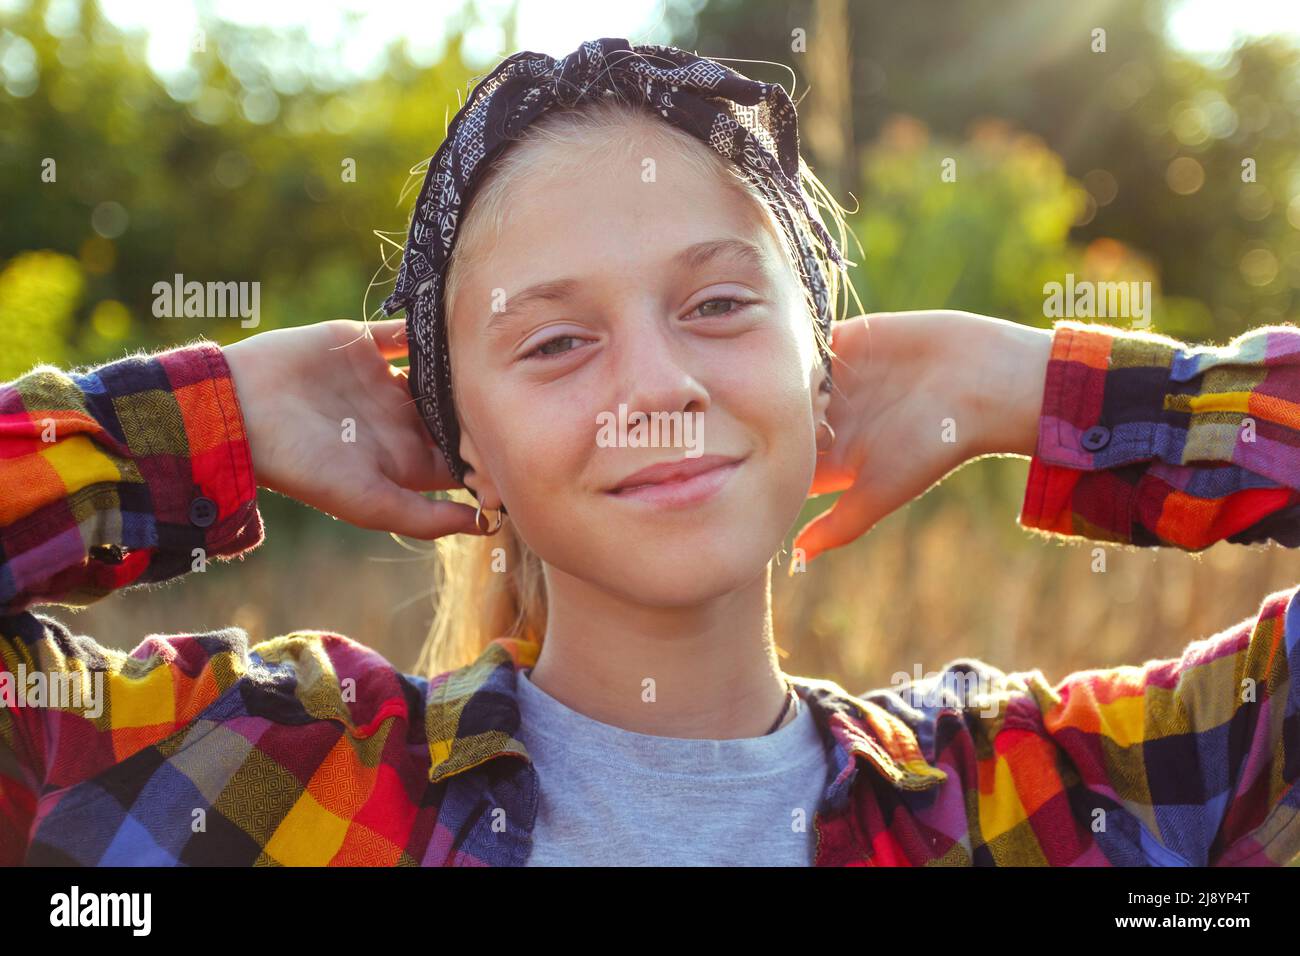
(613, 316, 710, 420)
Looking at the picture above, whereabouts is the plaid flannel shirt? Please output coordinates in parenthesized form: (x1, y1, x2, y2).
(1, 321, 1298, 866)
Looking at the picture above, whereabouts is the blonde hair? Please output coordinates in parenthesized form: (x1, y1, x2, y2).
(411, 88, 861, 679)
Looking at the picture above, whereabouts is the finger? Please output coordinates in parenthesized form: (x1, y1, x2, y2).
(375, 410, 459, 490)
(791, 487, 882, 568)
(366, 318, 411, 360)
(374, 371, 460, 489)
(831, 314, 869, 349)
(390, 436, 459, 492)
(807, 437, 855, 495)
(829, 316, 872, 373)
(360, 483, 484, 539)
(829, 315, 856, 349)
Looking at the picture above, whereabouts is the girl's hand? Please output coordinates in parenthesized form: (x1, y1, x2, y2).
(792, 310, 1053, 565)
(223, 319, 484, 540)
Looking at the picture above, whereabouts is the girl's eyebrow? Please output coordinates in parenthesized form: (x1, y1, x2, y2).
(482, 237, 772, 337)
(673, 236, 773, 273)
(484, 278, 578, 337)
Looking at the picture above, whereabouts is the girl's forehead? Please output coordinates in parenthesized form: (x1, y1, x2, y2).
(487, 158, 769, 262)
(446, 136, 794, 329)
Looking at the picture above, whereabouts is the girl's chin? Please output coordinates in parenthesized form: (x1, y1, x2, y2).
(599, 541, 773, 589)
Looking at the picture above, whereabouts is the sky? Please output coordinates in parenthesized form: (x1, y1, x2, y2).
(92, 0, 675, 77)
(1166, 0, 1300, 57)
(13, 0, 1300, 80)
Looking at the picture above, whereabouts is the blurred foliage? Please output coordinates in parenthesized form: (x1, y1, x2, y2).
(689, 0, 1300, 341)
(0, 0, 488, 370)
(852, 116, 1087, 320)
(0, 249, 81, 376)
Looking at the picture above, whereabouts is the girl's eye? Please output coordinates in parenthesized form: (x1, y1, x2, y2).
(523, 298, 752, 360)
(524, 335, 584, 360)
(690, 297, 751, 319)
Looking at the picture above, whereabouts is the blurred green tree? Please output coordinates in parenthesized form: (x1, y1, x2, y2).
(679, 0, 1300, 340)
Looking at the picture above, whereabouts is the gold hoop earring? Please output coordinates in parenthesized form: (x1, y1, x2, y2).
(816, 419, 836, 456)
(474, 500, 504, 535)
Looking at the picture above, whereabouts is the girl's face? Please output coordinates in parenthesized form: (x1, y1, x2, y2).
(448, 129, 830, 606)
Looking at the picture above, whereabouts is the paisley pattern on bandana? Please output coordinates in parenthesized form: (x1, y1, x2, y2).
(382, 37, 847, 488)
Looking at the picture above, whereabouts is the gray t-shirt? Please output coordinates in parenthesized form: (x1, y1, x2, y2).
(517, 668, 834, 866)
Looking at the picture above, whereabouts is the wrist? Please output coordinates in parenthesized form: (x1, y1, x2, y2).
(960, 314, 1053, 458)
(221, 338, 271, 490)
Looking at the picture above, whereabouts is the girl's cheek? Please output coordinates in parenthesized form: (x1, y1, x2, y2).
(498, 403, 593, 492)
(730, 351, 811, 443)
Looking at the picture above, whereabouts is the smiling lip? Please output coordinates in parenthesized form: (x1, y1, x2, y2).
(605, 454, 745, 508)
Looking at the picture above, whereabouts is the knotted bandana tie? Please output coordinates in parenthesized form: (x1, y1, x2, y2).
(382, 36, 846, 490)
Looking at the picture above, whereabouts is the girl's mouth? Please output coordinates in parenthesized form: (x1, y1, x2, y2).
(605, 457, 745, 509)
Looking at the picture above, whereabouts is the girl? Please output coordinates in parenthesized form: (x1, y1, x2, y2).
(1, 38, 1297, 867)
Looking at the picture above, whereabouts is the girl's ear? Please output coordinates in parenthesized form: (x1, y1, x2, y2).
(458, 428, 504, 508)
(812, 364, 833, 419)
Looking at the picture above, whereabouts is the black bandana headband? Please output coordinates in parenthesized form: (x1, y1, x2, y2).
(382, 36, 846, 490)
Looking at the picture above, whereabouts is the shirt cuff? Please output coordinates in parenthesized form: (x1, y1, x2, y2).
(1018, 321, 1176, 535)
(149, 339, 263, 560)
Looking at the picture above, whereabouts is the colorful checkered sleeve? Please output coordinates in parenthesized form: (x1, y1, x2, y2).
(1004, 320, 1300, 864)
(1019, 320, 1300, 548)
(0, 340, 264, 613)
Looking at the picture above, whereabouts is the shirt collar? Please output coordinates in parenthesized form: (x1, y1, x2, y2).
(424, 636, 947, 797)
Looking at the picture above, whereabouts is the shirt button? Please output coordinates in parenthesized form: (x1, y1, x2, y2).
(1081, 424, 1111, 451)
(189, 496, 218, 528)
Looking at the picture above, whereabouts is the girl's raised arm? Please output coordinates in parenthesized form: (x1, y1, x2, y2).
(0, 340, 264, 615)
(0, 321, 477, 864)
